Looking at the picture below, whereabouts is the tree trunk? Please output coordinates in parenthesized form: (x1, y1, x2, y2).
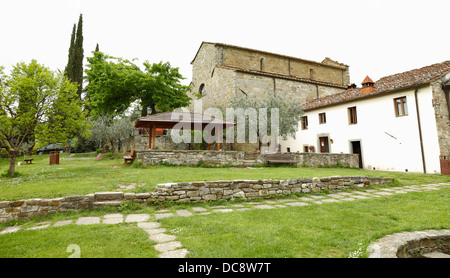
(110, 140, 115, 156)
(9, 153, 17, 176)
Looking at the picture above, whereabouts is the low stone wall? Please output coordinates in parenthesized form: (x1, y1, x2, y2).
(151, 176, 393, 202)
(137, 150, 359, 168)
(0, 176, 393, 223)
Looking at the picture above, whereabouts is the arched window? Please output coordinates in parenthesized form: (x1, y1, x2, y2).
(199, 83, 206, 95)
(260, 58, 264, 71)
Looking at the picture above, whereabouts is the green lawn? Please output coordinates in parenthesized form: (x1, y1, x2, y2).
(0, 187, 448, 258)
(0, 223, 158, 258)
(160, 188, 450, 258)
(1, 152, 450, 202)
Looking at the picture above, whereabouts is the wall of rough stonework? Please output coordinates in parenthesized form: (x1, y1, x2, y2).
(188, 43, 349, 112)
(0, 176, 393, 223)
(136, 150, 359, 168)
(220, 45, 349, 86)
(431, 76, 450, 156)
(152, 176, 394, 202)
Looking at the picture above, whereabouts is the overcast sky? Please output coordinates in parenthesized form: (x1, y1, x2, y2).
(1, 0, 449, 86)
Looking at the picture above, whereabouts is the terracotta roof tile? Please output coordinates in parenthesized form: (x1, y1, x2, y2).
(303, 60, 450, 111)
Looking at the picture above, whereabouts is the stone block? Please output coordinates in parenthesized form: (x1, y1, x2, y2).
(203, 194, 217, 201)
(20, 206, 39, 213)
(9, 201, 24, 207)
(94, 192, 124, 201)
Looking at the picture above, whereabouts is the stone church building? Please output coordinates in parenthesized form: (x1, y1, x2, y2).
(188, 42, 351, 110)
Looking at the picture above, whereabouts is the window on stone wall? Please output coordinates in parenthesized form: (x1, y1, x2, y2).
(394, 96, 408, 117)
(199, 83, 206, 96)
(319, 113, 326, 124)
(348, 106, 357, 125)
(301, 116, 308, 130)
(260, 58, 264, 71)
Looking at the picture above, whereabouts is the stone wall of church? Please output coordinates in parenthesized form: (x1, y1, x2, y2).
(432, 76, 450, 157)
(188, 43, 349, 112)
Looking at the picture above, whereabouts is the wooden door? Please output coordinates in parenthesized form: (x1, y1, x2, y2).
(319, 137, 329, 153)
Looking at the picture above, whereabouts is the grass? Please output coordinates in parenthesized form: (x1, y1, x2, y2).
(0, 187, 448, 258)
(0, 223, 158, 258)
(160, 188, 450, 258)
(1, 152, 449, 202)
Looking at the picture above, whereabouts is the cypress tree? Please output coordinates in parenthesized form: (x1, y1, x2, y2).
(73, 14, 84, 99)
(64, 24, 76, 82)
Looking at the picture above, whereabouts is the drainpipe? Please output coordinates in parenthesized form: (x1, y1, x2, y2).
(414, 88, 426, 173)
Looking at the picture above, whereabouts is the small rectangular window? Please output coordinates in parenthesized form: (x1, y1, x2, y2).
(301, 116, 308, 130)
(303, 145, 309, 153)
(394, 97, 408, 117)
(319, 113, 326, 124)
(348, 107, 357, 125)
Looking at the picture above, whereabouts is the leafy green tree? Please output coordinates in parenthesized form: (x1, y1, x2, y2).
(0, 60, 89, 176)
(225, 94, 304, 151)
(88, 115, 134, 155)
(85, 51, 191, 117)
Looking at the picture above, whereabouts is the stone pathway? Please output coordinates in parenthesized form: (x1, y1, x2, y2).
(0, 182, 449, 258)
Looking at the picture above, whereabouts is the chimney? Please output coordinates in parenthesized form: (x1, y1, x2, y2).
(347, 83, 357, 90)
(361, 76, 375, 95)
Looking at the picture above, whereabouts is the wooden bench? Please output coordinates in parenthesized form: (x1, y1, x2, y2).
(123, 150, 136, 164)
(24, 159, 33, 165)
(265, 153, 297, 166)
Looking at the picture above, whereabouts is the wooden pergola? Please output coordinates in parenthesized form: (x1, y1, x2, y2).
(135, 111, 236, 150)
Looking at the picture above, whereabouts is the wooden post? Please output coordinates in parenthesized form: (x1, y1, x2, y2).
(152, 123, 156, 150)
(208, 131, 211, 150)
(148, 127, 152, 149)
(217, 128, 221, 151)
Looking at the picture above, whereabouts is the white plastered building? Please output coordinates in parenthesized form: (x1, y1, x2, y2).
(280, 61, 450, 174)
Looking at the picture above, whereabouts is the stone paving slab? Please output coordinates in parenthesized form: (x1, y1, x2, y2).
(104, 213, 123, 219)
(158, 248, 189, 258)
(351, 195, 369, 199)
(53, 220, 73, 227)
(155, 213, 174, 219)
(321, 199, 340, 203)
(309, 195, 325, 199)
(102, 217, 123, 225)
(236, 208, 251, 211)
(285, 202, 309, 207)
(0, 226, 21, 235)
(125, 214, 150, 223)
(137, 222, 161, 229)
(328, 194, 344, 198)
(374, 192, 393, 196)
(26, 222, 50, 230)
(213, 208, 233, 213)
(144, 228, 167, 235)
(192, 207, 207, 211)
(353, 191, 373, 196)
(149, 233, 177, 243)
(76, 217, 100, 225)
(254, 204, 275, 209)
(176, 210, 193, 217)
(154, 241, 182, 252)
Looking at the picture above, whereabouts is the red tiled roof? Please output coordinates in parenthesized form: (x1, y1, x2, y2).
(303, 61, 450, 111)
